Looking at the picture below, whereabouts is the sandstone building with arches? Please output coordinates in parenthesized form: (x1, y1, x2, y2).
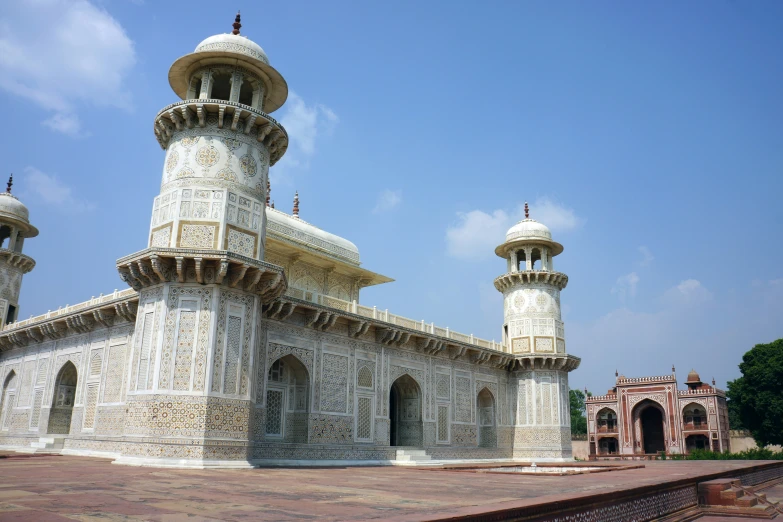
(585, 369, 730, 459)
(0, 16, 580, 467)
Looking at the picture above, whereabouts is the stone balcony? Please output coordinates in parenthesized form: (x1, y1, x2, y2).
(493, 270, 569, 292)
(0, 248, 35, 273)
(153, 99, 288, 165)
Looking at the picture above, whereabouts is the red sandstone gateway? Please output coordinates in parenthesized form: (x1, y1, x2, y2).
(586, 368, 729, 459)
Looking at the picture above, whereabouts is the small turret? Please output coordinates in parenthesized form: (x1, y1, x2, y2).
(0, 175, 38, 326)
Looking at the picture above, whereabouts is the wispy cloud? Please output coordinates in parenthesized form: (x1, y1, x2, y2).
(526, 197, 583, 232)
(445, 198, 582, 261)
(611, 272, 640, 302)
(373, 189, 402, 214)
(446, 209, 510, 261)
(272, 92, 338, 185)
(661, 278, 712, 306)
(0, 0, 136, 137)
(23, 167, 95, 213)
(638, 246, 654, 267)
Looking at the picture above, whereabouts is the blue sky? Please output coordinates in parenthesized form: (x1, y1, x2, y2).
(1, 0, 781, 394)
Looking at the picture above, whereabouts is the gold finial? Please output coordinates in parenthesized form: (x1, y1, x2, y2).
(232, 11, 241, 35)
(293, 191, 299, 218)
(6, 174, 12, 194)
(524, 201, 529, 219)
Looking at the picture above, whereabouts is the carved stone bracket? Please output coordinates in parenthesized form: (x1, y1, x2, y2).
(376, 327, 403, 346)
(448, 346, 467, 360)
(417, 338, 445, 355)
(348, 320, 370, 338)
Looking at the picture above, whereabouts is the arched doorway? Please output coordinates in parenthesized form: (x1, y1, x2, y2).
(265, 355, 309, 442)
(389, 374, 422, 446)
(640, 405, 665, 454)
(477, 388, 496, 448)
(686, 434, 710, 452)
(598, 437, 619, 455)
(0, 371, 18, 430)
(47, 362, 77, 435)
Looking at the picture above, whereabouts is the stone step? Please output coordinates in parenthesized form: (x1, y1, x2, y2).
(28, 436, 65, 452)
(394, 449, 432, 462)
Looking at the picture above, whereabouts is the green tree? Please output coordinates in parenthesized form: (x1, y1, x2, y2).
(569, 389, 587, 435)
(726, 338, 783, 447)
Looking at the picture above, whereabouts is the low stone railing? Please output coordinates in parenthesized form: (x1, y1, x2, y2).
(586, 394, 617, 402)
(616, 375, 675, 384)
(678, 388, 724, 396)
(3, 288, 137, 331)
(284, 288, 505, 352)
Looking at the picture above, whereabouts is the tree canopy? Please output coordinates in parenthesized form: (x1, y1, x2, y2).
(726, 338, 783, 447)
(569, 388, 587, 435)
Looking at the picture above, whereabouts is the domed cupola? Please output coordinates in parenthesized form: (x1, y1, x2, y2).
(168, 12, 288, 113)
(494, 202, 564, 273)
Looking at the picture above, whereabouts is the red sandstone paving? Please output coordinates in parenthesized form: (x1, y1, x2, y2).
(0, 452, 779, 521)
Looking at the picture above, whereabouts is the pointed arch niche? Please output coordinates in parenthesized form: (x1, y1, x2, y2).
(47, 361, 78, 435)
(389, 374, 422, 447)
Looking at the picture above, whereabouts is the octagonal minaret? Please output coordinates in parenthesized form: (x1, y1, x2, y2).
(495, 202, 580, 460)
(114, 15, 289, 467)
(0, 176, 38, 328)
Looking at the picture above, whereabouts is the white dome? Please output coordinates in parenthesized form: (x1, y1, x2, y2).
(505, 219, 552, 242)
(194, 33, 270, 65)
(266, 208, 360, 265)
(0, 193, 29, 222)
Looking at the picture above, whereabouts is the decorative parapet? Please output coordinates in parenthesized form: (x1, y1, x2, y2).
(264, 295, 521, 370)
(282, 288, 505, 353)
(493, 270, 568, 292)
(678, 387, 726, 398)
(0, 288, 138, 351)
(153, 99, 288, 165)
(0, 248, 35, 273)
(586, 394, 618, 403)
(116, 247, 287, 304)
(616, 374, 676, 385)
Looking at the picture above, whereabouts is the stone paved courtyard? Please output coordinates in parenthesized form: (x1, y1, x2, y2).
(1, 452, 781, 520)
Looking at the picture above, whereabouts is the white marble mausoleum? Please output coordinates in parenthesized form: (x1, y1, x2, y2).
(0, 16, 580, 467)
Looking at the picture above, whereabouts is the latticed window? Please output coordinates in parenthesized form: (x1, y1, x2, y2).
(357, 366, 373, 389)
(356, 396, 372, 440)
(265, 389, 284, 436)
(437, 405, 449, 442)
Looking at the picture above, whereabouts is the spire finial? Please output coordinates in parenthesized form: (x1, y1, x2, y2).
(232, 11, 242, 35)
(266, 179, 271, 207)
(6, 174, 12, 194)
(672, 364, 676, 374)
(524, 201, 529, 219)
(615, 369, 618, 378)
(271, 200, 275, 209)
(293, 191, 299, 218)
(712, 377, 716, 386)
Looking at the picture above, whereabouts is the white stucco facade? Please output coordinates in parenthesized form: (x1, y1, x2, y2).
(0, 20, 579, 467)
